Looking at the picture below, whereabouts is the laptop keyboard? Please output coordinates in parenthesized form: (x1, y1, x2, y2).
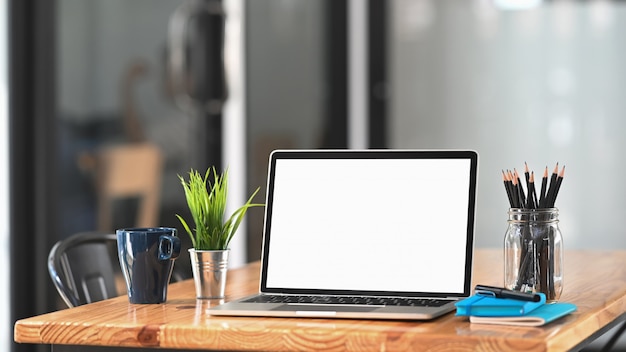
(242, 295, 451, 307)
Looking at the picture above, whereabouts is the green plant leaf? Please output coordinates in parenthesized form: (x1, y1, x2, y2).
(176, 166, 264, 250)
(175, 214, 196, 248)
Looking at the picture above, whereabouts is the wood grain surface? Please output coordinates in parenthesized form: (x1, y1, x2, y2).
(14, 249, 626, 351)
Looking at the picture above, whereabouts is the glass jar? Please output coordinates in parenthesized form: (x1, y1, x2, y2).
(504, 208, 563, 302)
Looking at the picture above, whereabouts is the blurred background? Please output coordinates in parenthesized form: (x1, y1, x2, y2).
(4, 0, 626, 351)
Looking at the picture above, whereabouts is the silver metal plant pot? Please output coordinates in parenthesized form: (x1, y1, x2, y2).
(188, 248, 230, 299)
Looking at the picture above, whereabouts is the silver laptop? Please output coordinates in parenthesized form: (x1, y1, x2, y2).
(209, 149, 478, 320)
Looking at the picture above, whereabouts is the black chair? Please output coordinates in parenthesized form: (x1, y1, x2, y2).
(48, 231, 120, 308)
(48, 231, 188, 309)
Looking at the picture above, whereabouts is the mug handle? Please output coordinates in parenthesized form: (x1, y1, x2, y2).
(158, 235, 181, 261)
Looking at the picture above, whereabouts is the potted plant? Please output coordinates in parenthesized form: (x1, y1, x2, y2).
(177, 167, 263, 299)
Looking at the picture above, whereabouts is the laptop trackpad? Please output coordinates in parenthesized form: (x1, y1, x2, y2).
(273, 305, 377, 313)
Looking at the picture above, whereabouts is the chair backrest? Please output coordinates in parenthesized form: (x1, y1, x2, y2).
(48, 232, 119, 308)
(93, 142, 164, 231)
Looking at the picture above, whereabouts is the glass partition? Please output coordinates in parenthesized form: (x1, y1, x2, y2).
(388, 0, 626, 249)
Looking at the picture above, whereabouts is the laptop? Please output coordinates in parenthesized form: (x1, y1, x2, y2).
(209, 149, 479, 320)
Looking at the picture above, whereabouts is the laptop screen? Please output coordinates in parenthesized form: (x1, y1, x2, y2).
(260, 150, 478, 298)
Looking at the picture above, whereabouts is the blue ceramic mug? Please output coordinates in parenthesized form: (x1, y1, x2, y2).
(116, 227, 181, 304)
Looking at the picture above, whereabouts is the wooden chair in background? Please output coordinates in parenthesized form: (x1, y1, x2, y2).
(93, 142, 164, 232)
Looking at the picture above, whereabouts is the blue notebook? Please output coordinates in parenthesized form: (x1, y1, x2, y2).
(455, 293, 547, 317)
(469, 303, 577, 327)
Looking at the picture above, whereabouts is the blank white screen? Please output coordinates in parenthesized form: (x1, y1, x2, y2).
(265, 157, 472, 294)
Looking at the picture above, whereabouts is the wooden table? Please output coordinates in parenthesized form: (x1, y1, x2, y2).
(14, 249, 626, 351)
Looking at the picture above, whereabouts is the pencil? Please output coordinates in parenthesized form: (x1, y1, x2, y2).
(502, 170, 513, 208)
(524, 162, 531, 198)
(506, 170, 517, 208)
(542, 163, 559, 208)
(514, 169, 526, 208)
(548, 165, 565, 207)
(539, 166, 548, 208)
(510, 171, 517, 208)
(511, 171, 521, 208)
(503, 170, 514, 208)
(502, 162, 566, 209)
(528, 171, 538, 209)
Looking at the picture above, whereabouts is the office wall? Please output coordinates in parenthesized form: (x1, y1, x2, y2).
(389, 0, 626, 250)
